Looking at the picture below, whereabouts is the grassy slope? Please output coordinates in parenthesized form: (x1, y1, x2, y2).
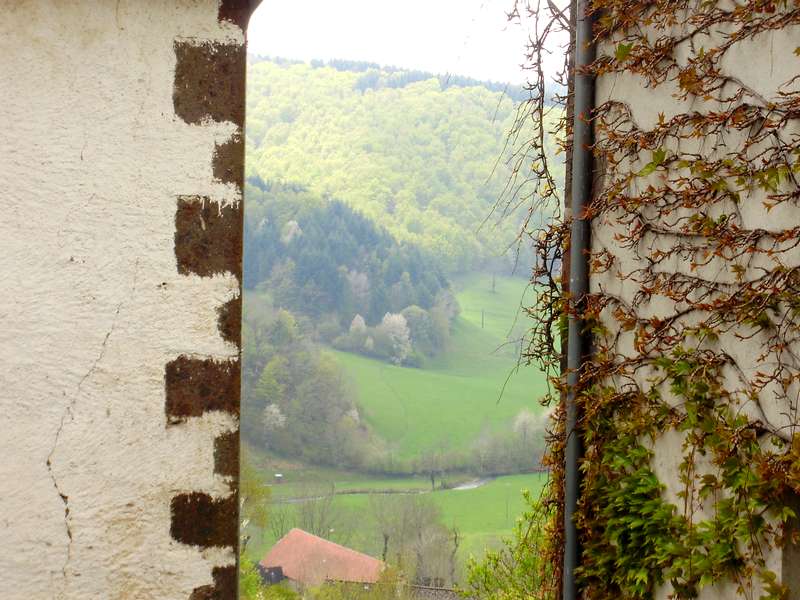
(332, 273, 548, 460)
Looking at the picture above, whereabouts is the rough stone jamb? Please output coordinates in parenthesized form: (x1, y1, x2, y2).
(167, 2, 258, 597)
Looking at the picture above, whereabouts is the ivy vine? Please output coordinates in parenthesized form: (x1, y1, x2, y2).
(481, 1, 800, 599)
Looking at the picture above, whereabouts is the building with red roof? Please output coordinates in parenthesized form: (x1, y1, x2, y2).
(260, 528, 385, 588)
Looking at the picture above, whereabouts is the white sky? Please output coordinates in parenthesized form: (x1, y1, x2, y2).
(248, 0, 559, 85)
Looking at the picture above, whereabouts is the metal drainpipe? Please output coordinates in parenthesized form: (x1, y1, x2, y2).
(564, 0, 596, 599)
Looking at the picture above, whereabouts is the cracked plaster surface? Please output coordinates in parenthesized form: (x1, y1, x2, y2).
(0, 2, 242, 598)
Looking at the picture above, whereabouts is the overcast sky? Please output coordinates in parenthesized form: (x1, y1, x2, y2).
(248, 0, 564, 85)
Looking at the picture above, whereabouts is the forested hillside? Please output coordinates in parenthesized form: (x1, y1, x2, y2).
(245, 58, 562, 273)
(244, 182, 459, 366)
(244, 182, 449, 321)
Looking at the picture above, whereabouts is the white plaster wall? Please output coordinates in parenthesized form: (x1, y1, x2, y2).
(0, 2, 242, 598)
(589, 4, 800, 598)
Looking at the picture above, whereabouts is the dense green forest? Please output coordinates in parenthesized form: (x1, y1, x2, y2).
(244, 182, 457, 365)
(246, 58, 563, 273)
(244, 181, 449, 320)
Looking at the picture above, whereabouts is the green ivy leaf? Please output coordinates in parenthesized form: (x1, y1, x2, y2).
(616, 43, 633, 62)
(638, 149, 667, 176)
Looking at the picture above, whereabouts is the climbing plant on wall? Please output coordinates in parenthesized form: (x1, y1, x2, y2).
(468, 1, 800, 599)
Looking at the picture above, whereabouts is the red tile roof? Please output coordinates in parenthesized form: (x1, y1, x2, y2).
(260, 528, 384, 587)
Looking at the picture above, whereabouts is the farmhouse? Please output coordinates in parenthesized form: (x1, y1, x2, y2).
(260, 528, 384, 588)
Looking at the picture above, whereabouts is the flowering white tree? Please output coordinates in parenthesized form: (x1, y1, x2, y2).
(345, 269, 370, 303)
(345, 407, 361, 424)
(349, 314, 367, 334)
(262, 403, 287, 431)
(280, 219, 302, 244)
(378, 312, 412, 365)
(512, 408, 538, 443)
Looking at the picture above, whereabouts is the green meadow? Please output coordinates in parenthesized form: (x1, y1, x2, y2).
(330, 472, 547, 559)
(244, 466, 547, 564)
(331, 273, 548, 460)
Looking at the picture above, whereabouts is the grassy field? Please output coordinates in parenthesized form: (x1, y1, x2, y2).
(245, 469, 547, 563)
(331, 273, 548, 460)
(332, 472, 547, 559)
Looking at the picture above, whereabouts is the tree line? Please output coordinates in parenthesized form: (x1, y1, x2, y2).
(249, 54, 549, 103)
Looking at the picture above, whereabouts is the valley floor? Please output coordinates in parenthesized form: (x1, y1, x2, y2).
(243, 274, 551, 574)
(244, 456, 547, 566)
